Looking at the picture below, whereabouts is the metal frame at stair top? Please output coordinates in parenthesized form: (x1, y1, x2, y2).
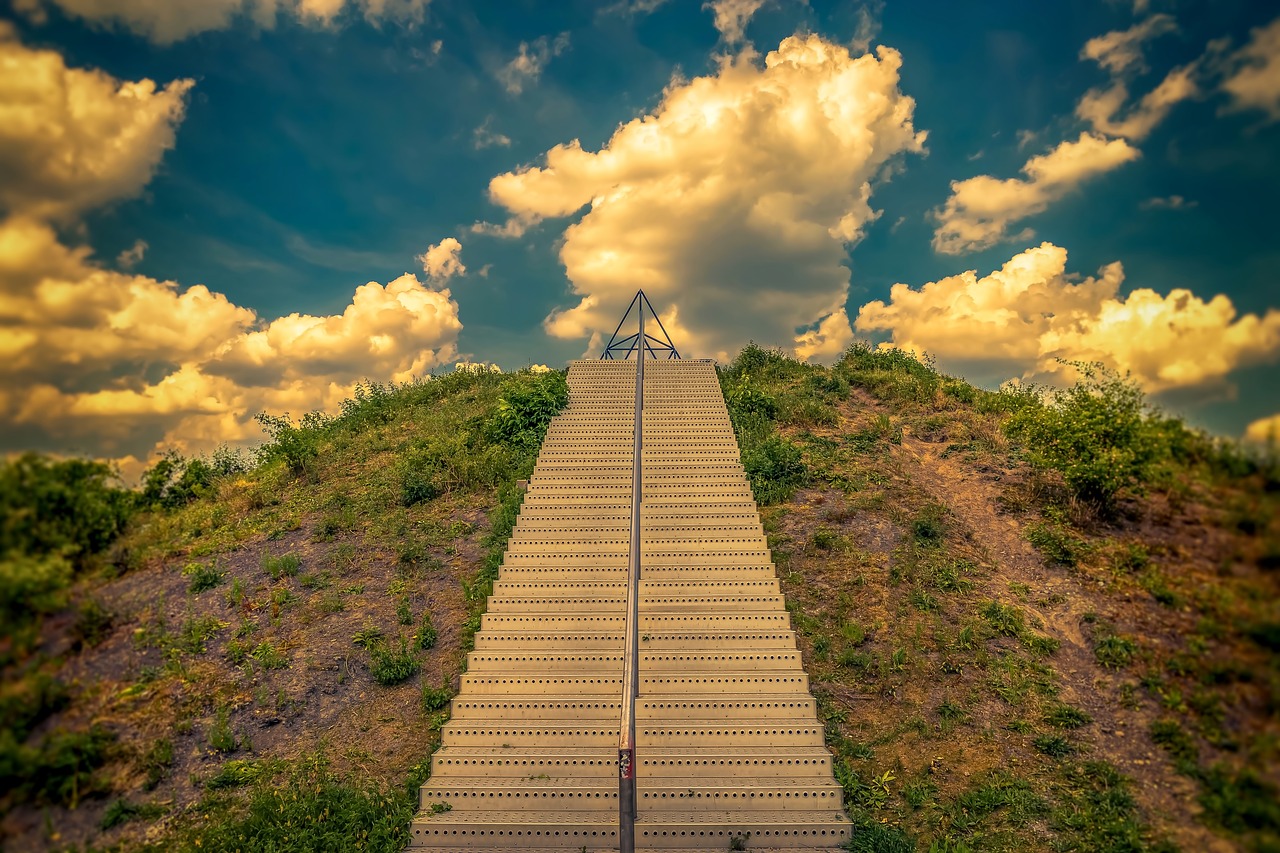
(601, 290, 681, 360)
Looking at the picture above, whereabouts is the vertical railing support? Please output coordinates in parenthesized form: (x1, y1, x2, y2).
(619, 307, 644, 853)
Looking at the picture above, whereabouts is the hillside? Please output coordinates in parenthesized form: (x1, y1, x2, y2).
(1, 347, 1277, 853)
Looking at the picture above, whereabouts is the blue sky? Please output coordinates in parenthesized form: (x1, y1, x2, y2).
(1, 0, 1278, 471)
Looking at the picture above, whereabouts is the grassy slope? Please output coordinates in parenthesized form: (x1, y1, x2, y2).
(0, 370, 559, 852)
(2, 349, 1277, 853)
(725, 345, 1279, 853)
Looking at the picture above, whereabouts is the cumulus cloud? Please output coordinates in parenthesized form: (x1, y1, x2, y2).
(794, 308, 855, 363)
(0, 26, 193, 222)
(932, 133, 1140, 255)
(418, 237, 465, 282)
(0, 31, 462, 468)
(705, 0, 766, 43)
(498, 32, 570, 95)
(13, 0, 429, 43)
(1217, 16, 1280, 121)
(1245, 413, 1280, 444)
(855, 242, 1280, 393)
(1080, 13, 1177, 75)
(1076, 62, 1199, 139)
(479, 36, 925, 361)
(1, 217, 462, 462)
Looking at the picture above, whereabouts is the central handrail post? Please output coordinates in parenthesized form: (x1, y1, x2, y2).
(619, 306, 644, 853)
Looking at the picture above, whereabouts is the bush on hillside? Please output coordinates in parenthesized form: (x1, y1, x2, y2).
(137, 451, 215, 510)
(0, 454, 132, 567)
(1003, 363, 1167, 512)
(486, 370, 569, 450)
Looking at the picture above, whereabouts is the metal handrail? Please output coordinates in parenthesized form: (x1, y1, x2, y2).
(618, 306, 644, 853)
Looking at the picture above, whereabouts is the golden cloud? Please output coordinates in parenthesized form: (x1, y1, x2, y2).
(481, 35, 925, 361)
(0, 24, 193, 222)
(855, 242, 1280, 393)
(931, 133, 1140, 255)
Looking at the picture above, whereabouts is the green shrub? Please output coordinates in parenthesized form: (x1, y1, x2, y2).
(744, 435, 806, 505)
(422, 683, 451, 713)
(400, 468, 440, 506)
(1004, 364, 1168, 512)
(175, 615, 225, 655)
(255, 411, 331, 476)
(208, 707, 239, 753)
(0, 673, 69, 743)
(0, 552, 72, 625)
(1044, 703, 1092, 729)
(251, 642, 288, 670)
(140, 738, 173, 790)
(0, 725, 116, 808)
(138, 450, 214, 509)
(369, 639, 419, 686)
(486, 371, 569, 450)
(0, 453, 133, 567)
(1034, 734, 1073, 757)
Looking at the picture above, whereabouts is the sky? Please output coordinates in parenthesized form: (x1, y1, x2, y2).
(1, 0, 1278, 478)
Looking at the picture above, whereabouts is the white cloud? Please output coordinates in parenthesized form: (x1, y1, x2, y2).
(1218, 16, 1280, 122)
(855, 242, 1280, 393)
(473, 116, 512, 149)
(794, 308, 855, 363)
(418, 237, 465, 282)
(1080, 13, 1177, 75)
(599, 0, 669, 17)
(932, 132, 1140, 255)
(13, 0, 429, 43)
(0, 25, 193, 222)
(0, 30, 462, 467)
(498, 32, 570, 95)
(116, 239, 148, 269)
(1139, 194, 1196, 210)
(1, 217, 463, 462)
(705, 0, 766, 43)
(1076, 62, 1199, 139)
(1244, 413, 1280, 444)
(481, 36, 925, 362)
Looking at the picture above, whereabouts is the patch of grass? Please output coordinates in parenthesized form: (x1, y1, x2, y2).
(1051, 761, 1167, 852)
(101, 798, 167, 830)
(0, 725, 117, 808)
(1044, 704, 1092, 729)
(1094, 633, 1139, 669)
(1034, 733, 1074, 758)
(187, 754, 418, 850)
(352, 625, 385, 648)
(208, 706, 239, 753)
(185, 559, 226, 593)
(206, 758, 264, 790)
(140, 737, 173, 790)
(396, 596, 413, 626)
(261, 552, 301, 580)
(981, 600, 1025, 637)
(911, 504, 947, 547)
(415, 611, 438, 650)
(1026, 521, 1087, 567)
(174, 614, 225, 655)
(947, 770, 1047, 835)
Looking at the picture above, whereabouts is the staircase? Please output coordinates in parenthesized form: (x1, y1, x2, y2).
(407, 358, 851, 851)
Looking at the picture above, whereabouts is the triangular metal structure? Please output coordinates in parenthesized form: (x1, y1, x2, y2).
(601, 290, 681, 360)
